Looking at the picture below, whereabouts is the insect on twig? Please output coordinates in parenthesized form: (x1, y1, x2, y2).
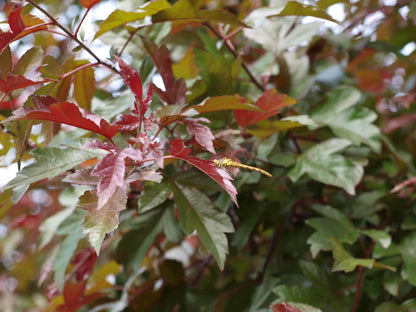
(214, 158, 272, 177)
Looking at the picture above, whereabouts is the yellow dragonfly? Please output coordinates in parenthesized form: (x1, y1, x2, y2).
(214, 157, 272, 178)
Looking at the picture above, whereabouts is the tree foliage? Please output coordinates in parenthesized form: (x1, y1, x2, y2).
(0, 0, 415, 311)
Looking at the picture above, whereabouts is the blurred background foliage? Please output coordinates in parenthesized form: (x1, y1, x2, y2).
(1, 0, 416, 311)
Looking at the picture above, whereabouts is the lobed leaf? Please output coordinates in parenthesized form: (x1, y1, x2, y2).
(288, 138, 364, 195)
(234, 89, 297, 127)
(311, 86, 381, 152)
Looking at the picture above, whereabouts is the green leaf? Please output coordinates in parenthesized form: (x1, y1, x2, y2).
(183, 95, 262, 114)
(115, 206, 168, 269)
(375, 302, 408, 312)
(247, 115, 318, 139)
(39, 206, 75, 248)
(299, 260, 330, 290)
(306, 205, 360, 257)
(249, 276, 280, 311)
(194, 49, 240, 97)
(0, 47, 12, 80)
(276, 1, 340, 24)
(94, 0, 171, 39)
(361, 229, 392, 249)
(0, 189, 13, 221)
(273, 285, 325, 308)
(244, 18, 321, 55)
(311, 86, 381, 152)
(288, 138, 364, 195)
(152, 0, 246, 27)
(331, 239, 374, 273)
(72, 60, 95, 110)
(172, 182, 234, 269)
(53, 208, 88, 290)
(400, 232, 416, 286)
(2, 147, 103, 191)
(81, 185, 128, 254)
(13, 47, 43, 76)
(138, 181, 172, 213)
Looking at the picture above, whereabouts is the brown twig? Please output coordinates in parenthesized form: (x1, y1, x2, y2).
(259, 223, 279, 283)
(26, 0, 118, 74)
(204, 23, 265, 92)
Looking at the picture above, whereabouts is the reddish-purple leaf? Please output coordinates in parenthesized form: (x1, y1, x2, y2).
(234, 89, 297, 127)
(270, 303, 302, 312)
(113, 113, 140, 131)
(169, 139, 237, 206)
(142, 38, 186, 105)
(115, 56, 143, 100)
(83, 140, 119, 152)
(120, 147, 143, 162)
(5, 96, 121, 139)
(186, 118, 215, 153)
(92, 152, 126, 209)
(126, 169, 162, 183)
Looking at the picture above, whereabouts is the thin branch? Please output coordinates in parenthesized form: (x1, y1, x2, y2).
(60, 62, 99, 79)
(74, 7, 90, 37)
(26, 0, 118, 74)
(191, 255, 213, 286)
(351, 266, 365, 312)
(204, 23, 265, 92)
(259, 223, 279, 283)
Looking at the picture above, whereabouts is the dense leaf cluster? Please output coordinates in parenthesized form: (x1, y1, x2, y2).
(0, 0, 415, 311)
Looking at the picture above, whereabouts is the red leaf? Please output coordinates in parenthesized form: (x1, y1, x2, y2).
(92, 151, 126, 209)
(72, 249, 97, 281)
(8, 6, 25, 34)
(0, 32, 15, 53)
(142, 38, 186, 105)
(115, 56, 153, 116)
(169, 139, 237, 206)
(270, 303, 302, 312)
(115, 56, 143, 100)
(234, 89, 297, 127)
(63, 279, 87, 307)
(80, 0, 101, 9)
(186, 118, 215, 153)
(6, 96, 121, 139)
(113, 113, 140, 131)
(1, 6, 49, 54)
(0, 73, 49, 93)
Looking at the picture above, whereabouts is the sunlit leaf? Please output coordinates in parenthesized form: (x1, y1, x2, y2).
(94, 0, 170, 39)
(1, 147, 103, 191)
(331, 238, 374, 272)
(311, 86, 381, 152)
(276, 1, 340, 24)
(152, 0, 246, 27)
(5, 96, 121, 139)
(81, 185, 128, 254)
(288, 138, 364, 195)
